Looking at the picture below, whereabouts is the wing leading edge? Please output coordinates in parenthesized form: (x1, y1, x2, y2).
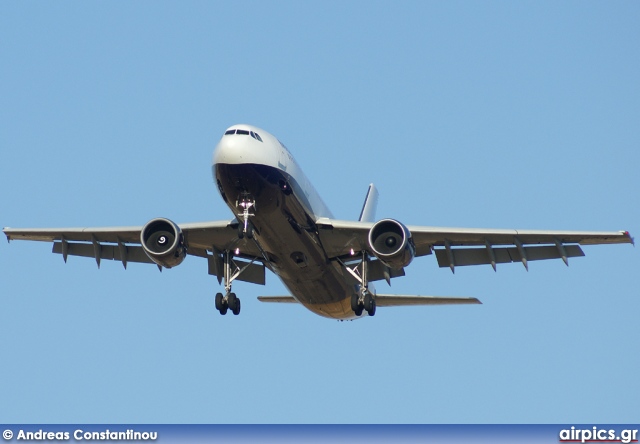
(316, 217, 633, 272)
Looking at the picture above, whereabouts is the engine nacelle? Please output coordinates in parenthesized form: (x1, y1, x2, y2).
(140, 218, 187, 268)
(368, 219, 415, 270)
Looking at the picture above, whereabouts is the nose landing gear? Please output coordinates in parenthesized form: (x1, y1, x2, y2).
(236, 193, 255, 239)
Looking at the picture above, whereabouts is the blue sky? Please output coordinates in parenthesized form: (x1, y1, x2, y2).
(1, 1, 638, 424)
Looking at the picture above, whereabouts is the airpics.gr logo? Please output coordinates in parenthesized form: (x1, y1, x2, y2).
(559, 426, 638, 444)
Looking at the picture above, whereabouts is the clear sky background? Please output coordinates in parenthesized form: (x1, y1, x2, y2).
(1, 1, 638, 424)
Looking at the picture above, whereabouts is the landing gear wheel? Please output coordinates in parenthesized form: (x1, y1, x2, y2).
(227, 293, 241, 315)
(237, 225, 244, 239)
(350, 294, 359, 312)
(354, 305, 364, 317)
(215, 292, 223, 311)
(367, 298, 376, 317)
(219, 305, 228, 315)
(364, 294, 373, 312)
(228, 292, 237, 308)
(232, 297, 241, 315)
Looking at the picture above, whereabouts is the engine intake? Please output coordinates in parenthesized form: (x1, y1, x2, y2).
(141, 218, 187, 268)
(368, 219, 415, 269)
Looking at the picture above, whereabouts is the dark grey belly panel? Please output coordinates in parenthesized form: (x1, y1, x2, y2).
(214, 163, 356, 319)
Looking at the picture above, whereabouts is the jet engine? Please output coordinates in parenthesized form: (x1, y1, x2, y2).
(140, 218, 187, 268)
(368, 219, 415, 269)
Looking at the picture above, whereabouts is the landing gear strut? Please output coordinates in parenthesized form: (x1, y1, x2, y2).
(341, 251, 376, 317)
(214, 250, 249, 316)
(236, 193, 255, 239)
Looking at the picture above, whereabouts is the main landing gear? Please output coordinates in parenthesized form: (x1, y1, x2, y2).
(350, 292, 376, 317)
(214, 255, 242, 316)
(215, 291, 240, 315)
(341, 251, 376, 317)
(214, 250, 250, 316)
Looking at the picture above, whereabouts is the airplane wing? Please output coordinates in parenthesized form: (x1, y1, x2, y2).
(2, 220, 267, 284)
(315, 218, 633, 272)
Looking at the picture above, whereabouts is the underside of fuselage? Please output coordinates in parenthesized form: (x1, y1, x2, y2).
(214, 162, 358, 319)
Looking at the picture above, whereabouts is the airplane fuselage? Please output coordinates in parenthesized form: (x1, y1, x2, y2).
(213, 125, 358, 319)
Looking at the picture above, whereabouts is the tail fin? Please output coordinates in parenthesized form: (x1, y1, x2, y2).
(359, 184, 379, 222)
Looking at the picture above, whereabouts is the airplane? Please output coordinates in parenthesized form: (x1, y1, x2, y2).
(3, 124, 634, 320)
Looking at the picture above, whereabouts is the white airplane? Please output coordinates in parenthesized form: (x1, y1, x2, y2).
(3, 125, 634, 320)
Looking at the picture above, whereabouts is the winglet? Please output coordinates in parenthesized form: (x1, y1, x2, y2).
(624, 231, 635, 247)
(359, 184, 379, 223)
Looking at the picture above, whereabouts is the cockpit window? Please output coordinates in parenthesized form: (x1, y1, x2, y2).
(224, 128, 262, 142)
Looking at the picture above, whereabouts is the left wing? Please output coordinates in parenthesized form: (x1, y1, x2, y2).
(3, 220, 266, 284)
(315, 218, 633, 272)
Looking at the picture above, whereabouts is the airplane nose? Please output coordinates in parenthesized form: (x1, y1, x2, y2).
(212, 135, 239, 165)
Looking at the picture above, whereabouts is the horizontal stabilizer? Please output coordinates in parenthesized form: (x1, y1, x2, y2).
(375, 294, 481, 306)
(257, 295, 480, 306)
(257, 296, 299, 303)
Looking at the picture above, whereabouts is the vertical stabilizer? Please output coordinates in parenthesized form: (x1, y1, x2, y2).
(359, 184, 379, 222)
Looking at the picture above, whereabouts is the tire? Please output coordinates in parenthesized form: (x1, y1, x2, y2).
(367, 299, 376, 317)
(350, 294, 359, 312)
(232, 298, 241, 315)
(215, 292, 223, 311)
(364, 294, 373, 312)
(354, 305, 363, 317)
(228, 292, 237, 309)
(220, 306, 228, 315)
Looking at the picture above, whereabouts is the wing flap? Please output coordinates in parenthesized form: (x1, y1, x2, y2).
(52, 241, 154, 264)
(434, 244, 584, 268)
